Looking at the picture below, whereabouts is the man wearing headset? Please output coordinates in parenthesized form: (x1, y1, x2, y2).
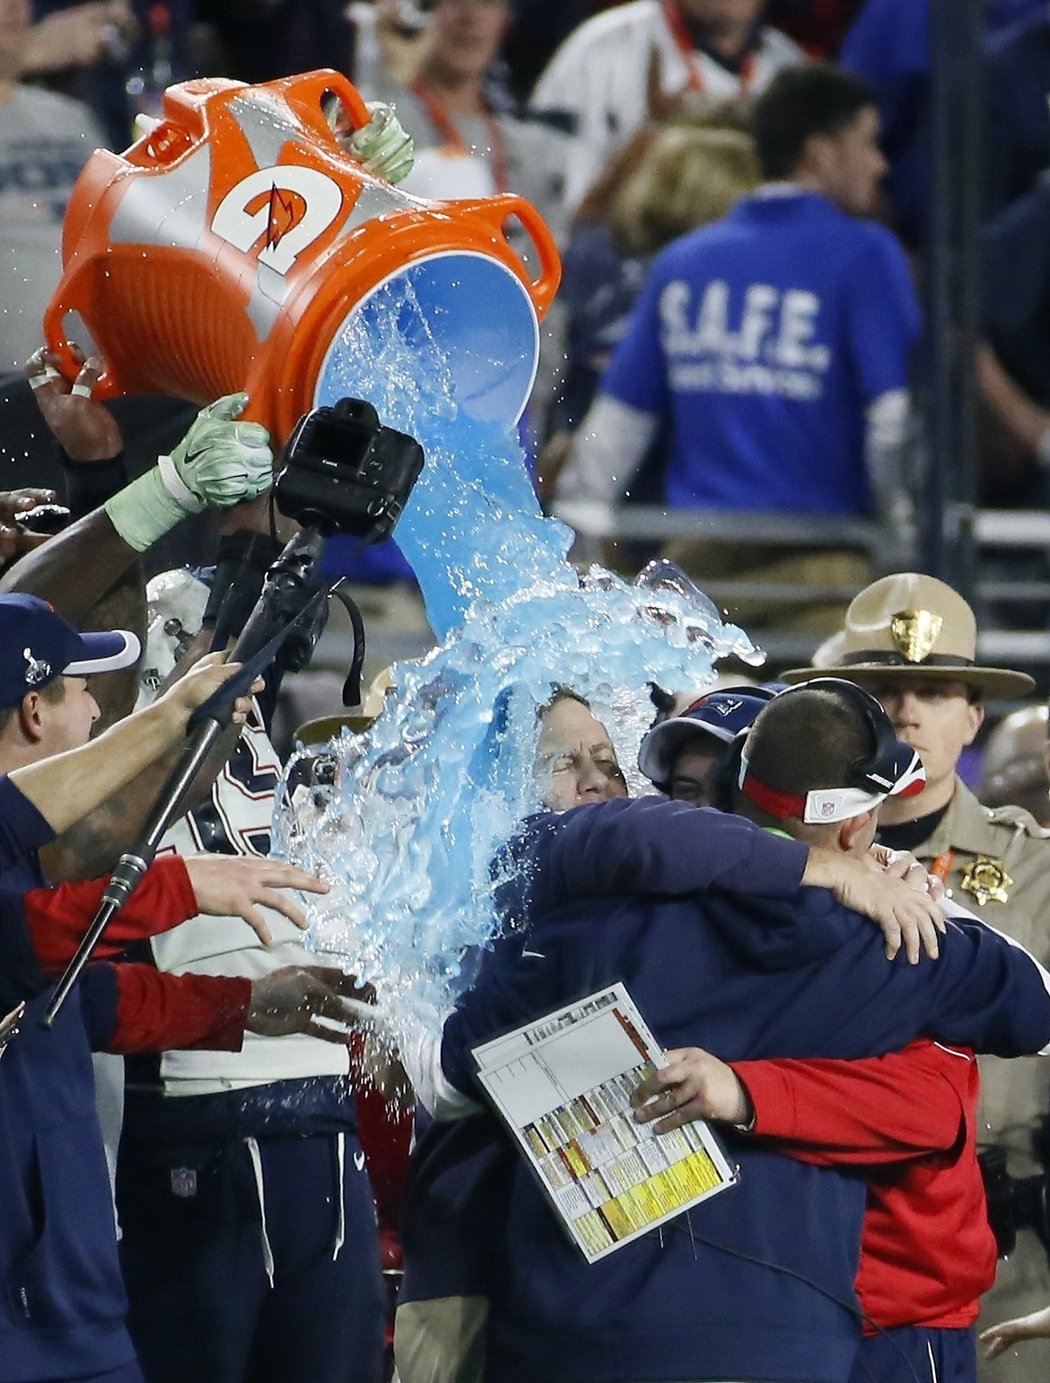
(633, 681, 1004, 1383)
(780, 573, 1050, 1376)
(402, 680, 1050, 1383)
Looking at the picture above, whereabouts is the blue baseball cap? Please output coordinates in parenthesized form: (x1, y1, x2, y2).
(638, 684, 784, 789)
(0, 594, 140, 710)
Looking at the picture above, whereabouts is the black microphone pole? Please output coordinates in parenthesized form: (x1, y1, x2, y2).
(41, 530, 329, 1029)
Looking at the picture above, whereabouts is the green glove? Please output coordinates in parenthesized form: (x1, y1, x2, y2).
(105, 393, 273, 552)
(349, 101, 415, 185)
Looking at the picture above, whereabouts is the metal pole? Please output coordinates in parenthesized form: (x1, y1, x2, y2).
(921, 0, 983, 600)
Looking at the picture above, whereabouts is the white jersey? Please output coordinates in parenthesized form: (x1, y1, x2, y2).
(139, 570, 352, 1095)
(530, 0, 804, 212)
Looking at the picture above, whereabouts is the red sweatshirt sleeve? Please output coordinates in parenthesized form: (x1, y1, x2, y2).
(731, 1039, 971, 1167)
(104, 964, 252, 1054)
(25, 855, 198, 976)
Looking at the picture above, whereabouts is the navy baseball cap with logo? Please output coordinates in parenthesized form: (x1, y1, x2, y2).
(0, 594, 141, 710)
(638, 684, 784, 790)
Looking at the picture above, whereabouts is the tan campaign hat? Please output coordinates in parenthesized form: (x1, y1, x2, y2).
(780, 572, 1035, 697)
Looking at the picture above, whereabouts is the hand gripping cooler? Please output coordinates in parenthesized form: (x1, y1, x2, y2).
(43, 70, 560, 438)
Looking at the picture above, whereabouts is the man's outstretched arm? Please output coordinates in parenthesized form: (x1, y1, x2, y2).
(524, 796, 944, 962)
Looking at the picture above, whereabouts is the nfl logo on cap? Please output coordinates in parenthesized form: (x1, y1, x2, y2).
(22, 648, 51, 688)
(171, 1167, 198, 1198)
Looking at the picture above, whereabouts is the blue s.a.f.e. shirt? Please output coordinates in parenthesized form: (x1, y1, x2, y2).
(601, 190, 920, 515)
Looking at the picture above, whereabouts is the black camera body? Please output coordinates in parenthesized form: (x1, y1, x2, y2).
(978, 1120, 1050, 1259)
(274, 397, 424, 543)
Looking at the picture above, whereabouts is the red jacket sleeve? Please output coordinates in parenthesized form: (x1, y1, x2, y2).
(731, 1039, 972, 1167)
(103, 964, 252, 1054)
(25, 855, 198, 976)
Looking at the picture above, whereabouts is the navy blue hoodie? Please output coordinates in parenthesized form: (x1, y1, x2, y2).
(0, 777, 139, 1383)
(400, 799, 811, 1307)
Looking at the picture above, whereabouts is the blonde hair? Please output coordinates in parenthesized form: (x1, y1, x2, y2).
(610, 124, 759, 256)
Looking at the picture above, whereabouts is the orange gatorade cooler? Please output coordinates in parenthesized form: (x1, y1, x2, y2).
(43, 69, 560, 439)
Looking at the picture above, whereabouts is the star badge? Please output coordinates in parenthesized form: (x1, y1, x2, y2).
(959, 856, 1014, 906)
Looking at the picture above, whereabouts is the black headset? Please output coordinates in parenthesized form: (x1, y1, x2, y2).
(767, 677, 916, 795)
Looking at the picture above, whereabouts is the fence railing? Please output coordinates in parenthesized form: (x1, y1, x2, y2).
(553, 501, 1050, 680)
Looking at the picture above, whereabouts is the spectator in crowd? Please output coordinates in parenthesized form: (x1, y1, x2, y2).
(25, 0, 191, 149)
(0, 0, 111, 375)
(780, 571, 1050, 1378)
(348, 0, 433, 92)
(529, 0, 804, 215)
(20, 0, 136, 84)
(978, 704, 1050, 827)
(983, 5, 1050, 219)
(840, 0, 1047, 244)
(976, 176, 1050, 507)
(837, 0, 932, 246)
(541, 119, 759, 500)
(360, 0, 566, 230)
(557, 63, 920, 633)
(408, 682, 1050, 1383)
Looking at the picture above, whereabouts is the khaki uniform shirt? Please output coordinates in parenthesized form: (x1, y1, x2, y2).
(910, 779, 1050, 1175)
(910, 780, 1050, 1372)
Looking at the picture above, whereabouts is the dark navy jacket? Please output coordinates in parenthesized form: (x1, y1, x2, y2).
(399, 798, 811, 1307)
(437, 803, 1050, 1383)
(0, 776, 137, 1383)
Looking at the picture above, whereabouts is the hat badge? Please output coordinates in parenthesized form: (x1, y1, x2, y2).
(22, 647, 51, 687)
(890, 610, 943, 664)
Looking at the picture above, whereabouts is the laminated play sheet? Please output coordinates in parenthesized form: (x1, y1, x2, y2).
(472, 983, 738, 1262)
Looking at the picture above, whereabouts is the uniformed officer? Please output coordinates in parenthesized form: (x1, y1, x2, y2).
(783, 571, 1050, 1382)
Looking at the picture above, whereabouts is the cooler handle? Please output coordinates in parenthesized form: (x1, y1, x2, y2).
(42, 288, 123, 400)
(274, 68, 374, 146)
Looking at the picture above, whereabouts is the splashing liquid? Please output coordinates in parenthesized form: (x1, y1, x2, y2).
(273, 266, 761, 1039)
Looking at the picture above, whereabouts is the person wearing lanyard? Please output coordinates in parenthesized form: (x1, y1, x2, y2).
(780, 570, 1050, 1381)
(530, 0, 805, 214)
(358, 0, 566, 233)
